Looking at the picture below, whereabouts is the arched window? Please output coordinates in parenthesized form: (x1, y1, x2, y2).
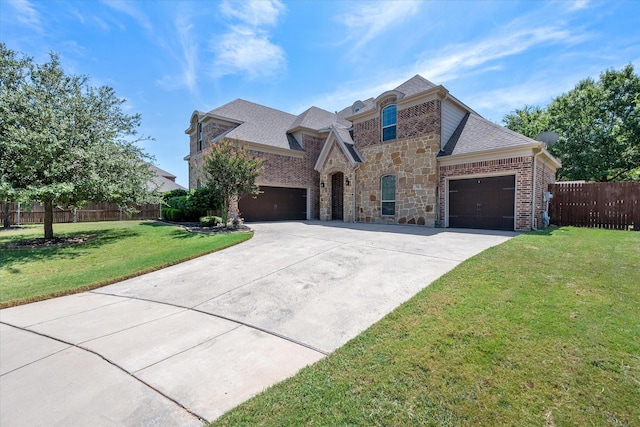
(196, 179, 202, 189)
(381, 175, 396, 216)
(382, 104, 397, 141)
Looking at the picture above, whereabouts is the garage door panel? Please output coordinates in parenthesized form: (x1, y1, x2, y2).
(239, 186, 307, 222)
(449, 176, 515, 231)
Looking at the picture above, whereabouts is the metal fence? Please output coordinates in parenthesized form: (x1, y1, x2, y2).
(548, 182, 639, 230)
(1, 202, 161, 225)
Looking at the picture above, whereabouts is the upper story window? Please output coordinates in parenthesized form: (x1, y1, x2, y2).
(197, 123, 203, 151)
(382, 105, 397, 141)
(381, 175, 396, 216)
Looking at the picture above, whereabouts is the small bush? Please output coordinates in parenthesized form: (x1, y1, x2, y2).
(162, 208, 184, 222)
(200, 216, 223, 227)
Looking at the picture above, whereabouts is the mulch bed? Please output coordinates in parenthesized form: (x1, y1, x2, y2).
(178, 222, 253, 234)
(5, 235, 92, 250)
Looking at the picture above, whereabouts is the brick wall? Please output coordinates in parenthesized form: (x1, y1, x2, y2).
(353, 99, 441, 148)
(397, 100, 441, 139)
(189, 130, 324, 219)
(439, 156, 534, 231)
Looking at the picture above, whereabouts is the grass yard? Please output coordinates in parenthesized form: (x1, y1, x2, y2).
(212, 227, 640, 427)
(0, 220, 252, 307)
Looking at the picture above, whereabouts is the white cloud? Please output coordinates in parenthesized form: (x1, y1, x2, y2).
(101, 0, 153, 33)
(414, 25, 585, 84)
(220, 0, 284, 27)
(211, 0, 286, 79)
(337, 0, 421, 50)
(7, 0, 42, 30)
(305, 13, 589, 114)
(157, 12, 198, 92)
(212, 26, 285, 79)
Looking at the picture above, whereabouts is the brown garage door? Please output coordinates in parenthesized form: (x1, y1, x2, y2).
(449, 175, 515, 231)
(239, 186, 307, 221)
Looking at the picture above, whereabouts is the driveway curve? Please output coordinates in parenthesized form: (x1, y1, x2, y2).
(0, 221, 515, 426)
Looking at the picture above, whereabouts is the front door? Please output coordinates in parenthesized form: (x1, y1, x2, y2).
(331, 172, 344, 220)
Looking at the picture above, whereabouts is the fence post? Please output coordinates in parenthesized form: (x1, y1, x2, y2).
(73, 208, 77, 223)
(17, 202, 21, 225)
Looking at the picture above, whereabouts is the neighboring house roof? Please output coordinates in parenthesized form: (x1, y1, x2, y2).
(208, 99, 299, 150)
(147, 163, 186, 193)
(439, 113, 539, 157)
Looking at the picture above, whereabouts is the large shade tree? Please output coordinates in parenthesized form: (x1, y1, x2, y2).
(201, 139, 264, 226)
(503, 65, 640, 182)
(0, 44, 157, 238)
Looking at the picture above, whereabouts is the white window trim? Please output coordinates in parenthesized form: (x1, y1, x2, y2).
(381, 104, 397, 142)
(381, 174, 396, 216)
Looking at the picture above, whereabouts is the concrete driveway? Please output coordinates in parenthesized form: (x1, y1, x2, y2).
(0, 221, 516, 426)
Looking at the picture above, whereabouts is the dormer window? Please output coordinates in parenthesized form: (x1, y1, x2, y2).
(382, 105, 397, 141)
(352, 100, 365, 115)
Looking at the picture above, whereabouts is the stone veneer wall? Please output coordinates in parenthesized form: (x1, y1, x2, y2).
(438, 156, 534, 231)
(355, 136, 440, 225)
(318, 142, 356, 222)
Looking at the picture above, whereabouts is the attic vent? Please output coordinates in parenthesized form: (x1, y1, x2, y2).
(352, 100, 365, 114)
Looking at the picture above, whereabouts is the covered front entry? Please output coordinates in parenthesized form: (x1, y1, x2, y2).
(448, 175, 515, 231)
(331, 172, 344, 220)
(239, 186, 307, 221)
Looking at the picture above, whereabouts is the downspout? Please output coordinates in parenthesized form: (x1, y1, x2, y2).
(531, 145, 544, 230)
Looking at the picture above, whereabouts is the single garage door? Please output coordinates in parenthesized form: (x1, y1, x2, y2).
(449, 175, 515, 231)
(239, 186, 307, 221)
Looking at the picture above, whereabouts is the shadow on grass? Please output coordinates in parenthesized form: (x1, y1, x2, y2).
(0, 228, 137, 272)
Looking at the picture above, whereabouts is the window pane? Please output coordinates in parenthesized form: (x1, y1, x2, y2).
(382, 105, 397, 127)
(382, 202, 395, 216)
(381, 175, 395, 200)
(382, 125, 396, 141)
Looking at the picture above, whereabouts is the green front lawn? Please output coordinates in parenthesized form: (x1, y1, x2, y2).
(0, 220, 252, 307)
(212, 227, 640, 426)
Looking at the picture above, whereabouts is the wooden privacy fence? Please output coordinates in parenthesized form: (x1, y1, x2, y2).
(1, 202, 161, 225)
(548, 182, 639, 230)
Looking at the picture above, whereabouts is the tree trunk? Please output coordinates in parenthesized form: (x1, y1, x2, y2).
(44, 199, 54, 239)
(3, 202, 9, 229)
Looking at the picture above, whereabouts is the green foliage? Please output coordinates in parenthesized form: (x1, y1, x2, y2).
(161, 189, 188, 202)
(161, 207, 183, 222)
(0, 43, 158, 238)
(503, 64, 640, 182)
(501, 105, 549, 139)
(199, 216, 223, 227)
(161, 187, 223, 222)
(186, 186, 223, 215)
(201, 139, 264, 225)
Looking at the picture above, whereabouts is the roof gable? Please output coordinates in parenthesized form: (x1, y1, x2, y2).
(207, 99, 298, 150)
(288, 106, 350, 132)
(440, 113, 539, 157)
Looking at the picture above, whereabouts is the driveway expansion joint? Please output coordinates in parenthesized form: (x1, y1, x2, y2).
(0, 320, 209, 424)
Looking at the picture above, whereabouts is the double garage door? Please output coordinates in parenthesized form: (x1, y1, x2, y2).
(449, 175, 515, 231)
(239, 186, 307, 222)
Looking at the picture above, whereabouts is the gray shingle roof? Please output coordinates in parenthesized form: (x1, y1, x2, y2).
(439, 113, 538, 157)
(288, 106, 350, 132)
(208, 99, 298, 150)
(394, 74, 437, 97)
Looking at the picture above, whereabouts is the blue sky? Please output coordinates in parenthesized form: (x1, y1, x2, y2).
(2, 0, 639, 188)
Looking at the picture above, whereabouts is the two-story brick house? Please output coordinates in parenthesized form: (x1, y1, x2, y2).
(185, 75, 560, 231)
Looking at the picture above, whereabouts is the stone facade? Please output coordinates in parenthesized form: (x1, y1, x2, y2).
(438, 157, 534, 231)
(318, 142, 356, 222)
(355, 135, 440, 225)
